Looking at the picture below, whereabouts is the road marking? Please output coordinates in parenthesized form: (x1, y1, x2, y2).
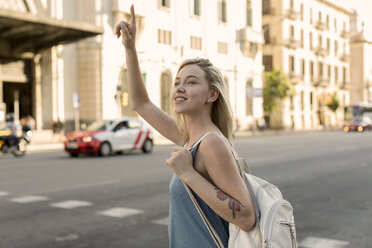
(152, 217, 169, 226)
(299, 236, 349, 248)
(55, 233, 79, 242)
(10, 195, 48, 203)
(50, 200, 92, 209)
(0, 191, 9, 197)
(97, 208, 144, 218)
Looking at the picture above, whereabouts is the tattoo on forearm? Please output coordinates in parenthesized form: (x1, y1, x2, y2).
(215, 188, 242, 219)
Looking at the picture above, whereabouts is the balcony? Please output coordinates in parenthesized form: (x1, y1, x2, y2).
(286, 8, 300, 20)
(314, 45, 328, 57)
(263, 7, 276, 16)
(315, 20, 327, 31)
(284, 38, 301, 49)
(339, 53, 350, 62)
(237, 27, 264, 44)
(340, 29, 350, 38)
(289, 72, 302, 84)
(314, 76, 329, 87)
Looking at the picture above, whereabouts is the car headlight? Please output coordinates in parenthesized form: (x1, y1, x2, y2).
(82, 136, 92, 143)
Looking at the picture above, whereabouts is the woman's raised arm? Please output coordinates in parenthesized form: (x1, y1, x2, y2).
(115, 5, 183, 145)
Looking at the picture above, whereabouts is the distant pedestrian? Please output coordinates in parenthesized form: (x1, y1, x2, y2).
(116, 6, 255, 247)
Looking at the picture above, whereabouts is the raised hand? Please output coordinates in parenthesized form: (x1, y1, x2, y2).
(115, 5, 137, 49)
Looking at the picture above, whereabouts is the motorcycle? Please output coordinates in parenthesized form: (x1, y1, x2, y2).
(0, 131, 32, 157)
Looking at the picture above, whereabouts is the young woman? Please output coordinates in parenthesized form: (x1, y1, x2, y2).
(116, 5, 255, 247)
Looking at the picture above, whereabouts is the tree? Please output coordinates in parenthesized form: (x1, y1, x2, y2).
(326, 92, 340, 112)
(263, 68, 295, 115)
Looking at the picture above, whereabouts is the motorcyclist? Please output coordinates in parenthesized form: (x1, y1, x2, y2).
(1, 113, 20, 152)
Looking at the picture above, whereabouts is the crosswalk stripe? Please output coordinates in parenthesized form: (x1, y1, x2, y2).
(0, 191, 9, 197)
(152, 217, 169, 226)
(10, 195, 48, 203)
(299, 237, 349, 248)
(50, 200, 92, 209)
(98, 208, 144, 218)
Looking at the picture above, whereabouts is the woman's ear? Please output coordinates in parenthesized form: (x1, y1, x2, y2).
(207, 89, 219, 103)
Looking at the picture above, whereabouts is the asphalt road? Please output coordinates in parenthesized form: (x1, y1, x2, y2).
(0, 130, 371, 248)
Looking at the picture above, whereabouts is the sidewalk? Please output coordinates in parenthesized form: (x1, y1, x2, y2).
(26, 128, 326, 153)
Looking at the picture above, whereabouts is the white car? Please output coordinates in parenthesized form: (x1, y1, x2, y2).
(64, 117, 153, 157)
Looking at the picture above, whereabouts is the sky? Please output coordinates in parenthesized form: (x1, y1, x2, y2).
(340, 0, 372, 40)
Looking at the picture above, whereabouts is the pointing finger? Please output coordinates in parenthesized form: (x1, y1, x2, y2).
(130, 5, 136, 26)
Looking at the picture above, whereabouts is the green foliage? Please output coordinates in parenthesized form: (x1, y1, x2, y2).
(326, 92, 340, 112)
(263, 68, 295, 114)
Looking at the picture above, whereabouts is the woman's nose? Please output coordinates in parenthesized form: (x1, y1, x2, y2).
(176, 83, 185, 92)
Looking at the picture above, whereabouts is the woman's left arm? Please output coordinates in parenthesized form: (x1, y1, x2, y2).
(166, 133, 255, 231)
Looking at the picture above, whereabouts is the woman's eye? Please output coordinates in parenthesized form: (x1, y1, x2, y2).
(174, 82, 180, 86)
(187, 81, 196, 84)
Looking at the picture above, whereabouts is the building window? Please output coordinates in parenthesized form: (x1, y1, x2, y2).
(289, 55, 295, 73)
(301, 91, 305, 111)
(310, 8, 313, 24)
(246, 80, 253, 116)
(310, 92, 313, 109)
(158, 29, 172, 45)
(334, 18, 337, 32)
(318, 11, 322, 22)
(301, 59, 305, 76)
(309, 32, 313, 49)
(218, 41, 228, 54)
(246, 0, 252, 27)
(300, 29, 304, 48)
(328, 65, 331, 79)
(160, 72, 172, 114)
(318, 62, 323, 76)
(190, 36, 202, 50)
(343, 67, 347, 83)
(300, 3, 304, 21)
(290, 0, 294, 9)
(327, 38, 330, 53)
(326, 15, 329, 29)
(262, 0, 271, 15)
(218, 0, 227, 23)
(263, 55, 273, 72)
(193, 0, 201, 16)
(335, 66, 339, 83)
(310, 61, 314, 80)
(334, 40, 338, 56)
(290, 25, 294, 38)
(318, 35, 322, 47)
(263, 24, 270, 44)
(159, 0, 171, 8)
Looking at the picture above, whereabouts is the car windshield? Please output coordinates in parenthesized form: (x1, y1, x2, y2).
(353, 119, 363, 123)
(86, 120, 113, 131)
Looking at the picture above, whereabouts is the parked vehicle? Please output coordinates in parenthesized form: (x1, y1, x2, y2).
(64, 117, 154, 157)
(343, 116, 372, 132)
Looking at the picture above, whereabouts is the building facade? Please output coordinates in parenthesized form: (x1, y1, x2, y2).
(262, 0, 354, 129)
(107, 0, 265, 135)
(1, 0, 264, 138)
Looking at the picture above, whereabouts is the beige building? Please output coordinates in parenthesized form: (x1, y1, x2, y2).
(350, 26, 372, 104)
(262, 0, 354, 129)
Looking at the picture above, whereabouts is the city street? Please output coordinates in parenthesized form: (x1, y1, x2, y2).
(0, 131, 371, 248)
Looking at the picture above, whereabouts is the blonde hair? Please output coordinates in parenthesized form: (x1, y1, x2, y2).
(172, 58, 233, 143)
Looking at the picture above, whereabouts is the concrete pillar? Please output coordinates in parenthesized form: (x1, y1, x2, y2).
(34, 54, 43, 130)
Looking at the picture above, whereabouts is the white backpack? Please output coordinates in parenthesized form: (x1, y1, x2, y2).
(184, 134, 298, 248)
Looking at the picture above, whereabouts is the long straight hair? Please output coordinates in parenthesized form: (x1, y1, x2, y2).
(172, 58, 233, 143)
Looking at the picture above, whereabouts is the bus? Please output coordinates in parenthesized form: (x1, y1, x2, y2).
(343, 103, 372, 132)
(344, 102, 372, 121)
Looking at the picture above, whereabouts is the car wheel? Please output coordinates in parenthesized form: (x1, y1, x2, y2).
(99, 142, 111, 157)
(142, 139, 153, 153)
(69, 153, 78, 157)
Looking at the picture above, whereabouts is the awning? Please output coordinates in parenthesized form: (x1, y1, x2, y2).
(0, 8, 104, 59)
